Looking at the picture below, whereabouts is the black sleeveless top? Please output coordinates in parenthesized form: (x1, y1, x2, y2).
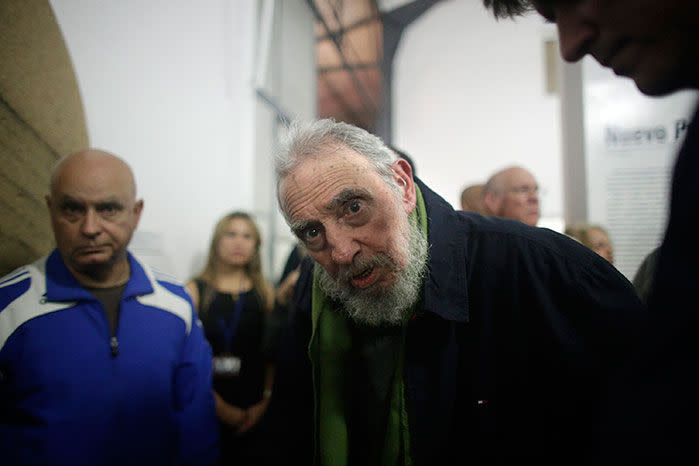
(195, 279, 267, 408)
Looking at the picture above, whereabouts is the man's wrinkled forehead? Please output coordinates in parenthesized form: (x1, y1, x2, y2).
(279, 145, 373, 197)
(278, 148, 378, 220)
(51, 152, 137, 198)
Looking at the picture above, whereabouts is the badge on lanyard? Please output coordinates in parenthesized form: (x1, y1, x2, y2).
(213, 355, 242, 376)
(213, 294, 245, 377)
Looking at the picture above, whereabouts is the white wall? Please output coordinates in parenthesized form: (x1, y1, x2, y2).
(49, 0, 314, 282)
(251, 0, 317, 283)
(50, 0, 256, 281)
(394, 0, 563, 230)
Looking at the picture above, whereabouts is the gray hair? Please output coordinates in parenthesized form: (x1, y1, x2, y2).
(274, 118, 398, 191)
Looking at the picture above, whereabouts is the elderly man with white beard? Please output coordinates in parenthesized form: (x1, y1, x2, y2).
(269, 118, 645, 466)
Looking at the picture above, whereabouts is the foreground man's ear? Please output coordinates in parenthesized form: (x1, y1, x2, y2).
(392, 159, 416, 213)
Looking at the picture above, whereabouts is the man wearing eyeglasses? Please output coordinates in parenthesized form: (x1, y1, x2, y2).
(482, 165, 540, 226)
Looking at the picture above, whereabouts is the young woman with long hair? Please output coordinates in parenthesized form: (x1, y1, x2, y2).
(186, 211, 275, 465)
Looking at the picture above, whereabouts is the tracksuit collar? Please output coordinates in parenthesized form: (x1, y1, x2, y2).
(45, 249, 154, 302)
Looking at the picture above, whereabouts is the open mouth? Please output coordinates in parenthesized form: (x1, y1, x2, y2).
(350, 265, 377, 288)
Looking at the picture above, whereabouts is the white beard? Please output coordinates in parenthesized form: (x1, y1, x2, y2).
(317, 214, 429, 326)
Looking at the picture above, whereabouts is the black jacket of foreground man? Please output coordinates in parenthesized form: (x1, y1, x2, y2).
(268, 178, 646, 466)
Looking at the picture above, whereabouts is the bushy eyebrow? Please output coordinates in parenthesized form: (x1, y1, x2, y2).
(325, 187, 372, 212)
(288, 187, 373, 238)
(96, 200, 125, 210)
(290, 215, 326, 237)
(289, 220, 312, 237)
(58, 197, 81, 206)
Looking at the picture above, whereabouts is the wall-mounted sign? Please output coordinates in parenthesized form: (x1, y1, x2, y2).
(582, 57, 698, 279)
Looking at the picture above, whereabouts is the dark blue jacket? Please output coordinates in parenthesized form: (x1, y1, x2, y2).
(271, 178, 645, 465)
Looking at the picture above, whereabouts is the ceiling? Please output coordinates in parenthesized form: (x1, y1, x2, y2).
(310, 0, 385, 131)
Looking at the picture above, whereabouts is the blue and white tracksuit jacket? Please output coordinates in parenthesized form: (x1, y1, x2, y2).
(0, 250, 219, 466)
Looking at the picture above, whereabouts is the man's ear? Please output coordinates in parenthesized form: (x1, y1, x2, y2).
(133, 199, 144, 223)
(392, 159, 416, 212)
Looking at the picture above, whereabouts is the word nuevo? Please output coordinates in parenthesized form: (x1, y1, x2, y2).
(605, 119, 688, 147)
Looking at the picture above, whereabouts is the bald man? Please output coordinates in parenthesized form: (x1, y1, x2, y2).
(0, 150, 218, 465)
(482, 165, 540, 226)
(459, 183, 485, 213)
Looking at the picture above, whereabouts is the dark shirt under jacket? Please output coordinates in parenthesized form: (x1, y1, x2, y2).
(272, 177, 646, 466)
